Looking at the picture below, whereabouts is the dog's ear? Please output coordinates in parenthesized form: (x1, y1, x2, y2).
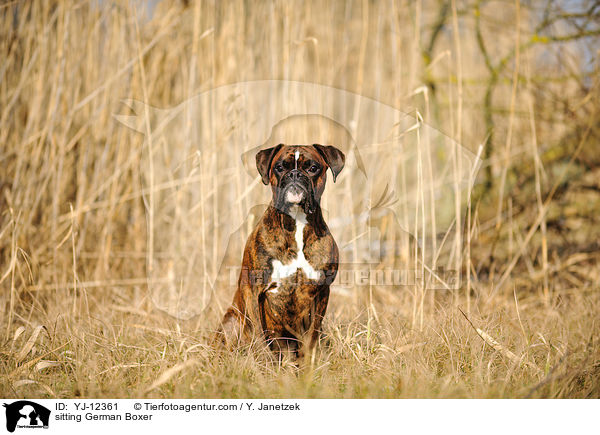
(313, 144, 345, 182)
(256, 144, 283, 185)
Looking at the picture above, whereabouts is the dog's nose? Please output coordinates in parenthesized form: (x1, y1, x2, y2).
(288, 169, 300, 180)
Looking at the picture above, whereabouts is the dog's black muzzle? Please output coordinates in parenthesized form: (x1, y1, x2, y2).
(275, 170, 318, 215)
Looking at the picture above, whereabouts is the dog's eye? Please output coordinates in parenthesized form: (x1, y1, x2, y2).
(309, 164, 320, 173)
(274, 163, 284, 173)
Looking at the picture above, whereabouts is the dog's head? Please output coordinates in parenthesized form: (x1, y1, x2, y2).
(256, 144, 345, 215)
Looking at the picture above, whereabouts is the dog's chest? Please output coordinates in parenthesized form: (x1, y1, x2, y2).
(268, 210, 322, 294)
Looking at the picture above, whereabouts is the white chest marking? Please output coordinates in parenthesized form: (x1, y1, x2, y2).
(270, 208, 321, 283)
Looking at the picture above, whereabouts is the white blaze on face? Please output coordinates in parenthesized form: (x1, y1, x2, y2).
(285, 149, 304, 204)
(270, 207, 321, 286)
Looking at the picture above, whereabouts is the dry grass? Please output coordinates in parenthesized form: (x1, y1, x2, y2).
(1, 0, 599, 399)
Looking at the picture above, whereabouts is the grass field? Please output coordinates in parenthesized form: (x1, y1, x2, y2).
(1, 0, 599, 398)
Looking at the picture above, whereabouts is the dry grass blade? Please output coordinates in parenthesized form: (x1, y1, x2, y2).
(13, 379, 57, 398)
(459, 308, 542, 375)
(34, 360, 61, 371)
(145, 359, 200, 393)
(15, 325, 48, 364)
(10, 342, 70, 377)
(98, 363, 152, 376)
(396, 342, 427, 353)
(11, 326, 26, 344)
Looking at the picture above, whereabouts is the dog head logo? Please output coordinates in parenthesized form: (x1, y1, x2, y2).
(3, 401, 50, 432)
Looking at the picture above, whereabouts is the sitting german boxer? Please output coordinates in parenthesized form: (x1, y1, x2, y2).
(218, 144, 344, 357)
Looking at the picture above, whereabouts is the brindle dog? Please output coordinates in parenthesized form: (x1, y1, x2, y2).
(219, 144, 344, 357)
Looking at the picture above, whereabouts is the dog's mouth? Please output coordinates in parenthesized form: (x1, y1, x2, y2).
(284, 184, 305, 204)
(275, 182, 317, 215)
